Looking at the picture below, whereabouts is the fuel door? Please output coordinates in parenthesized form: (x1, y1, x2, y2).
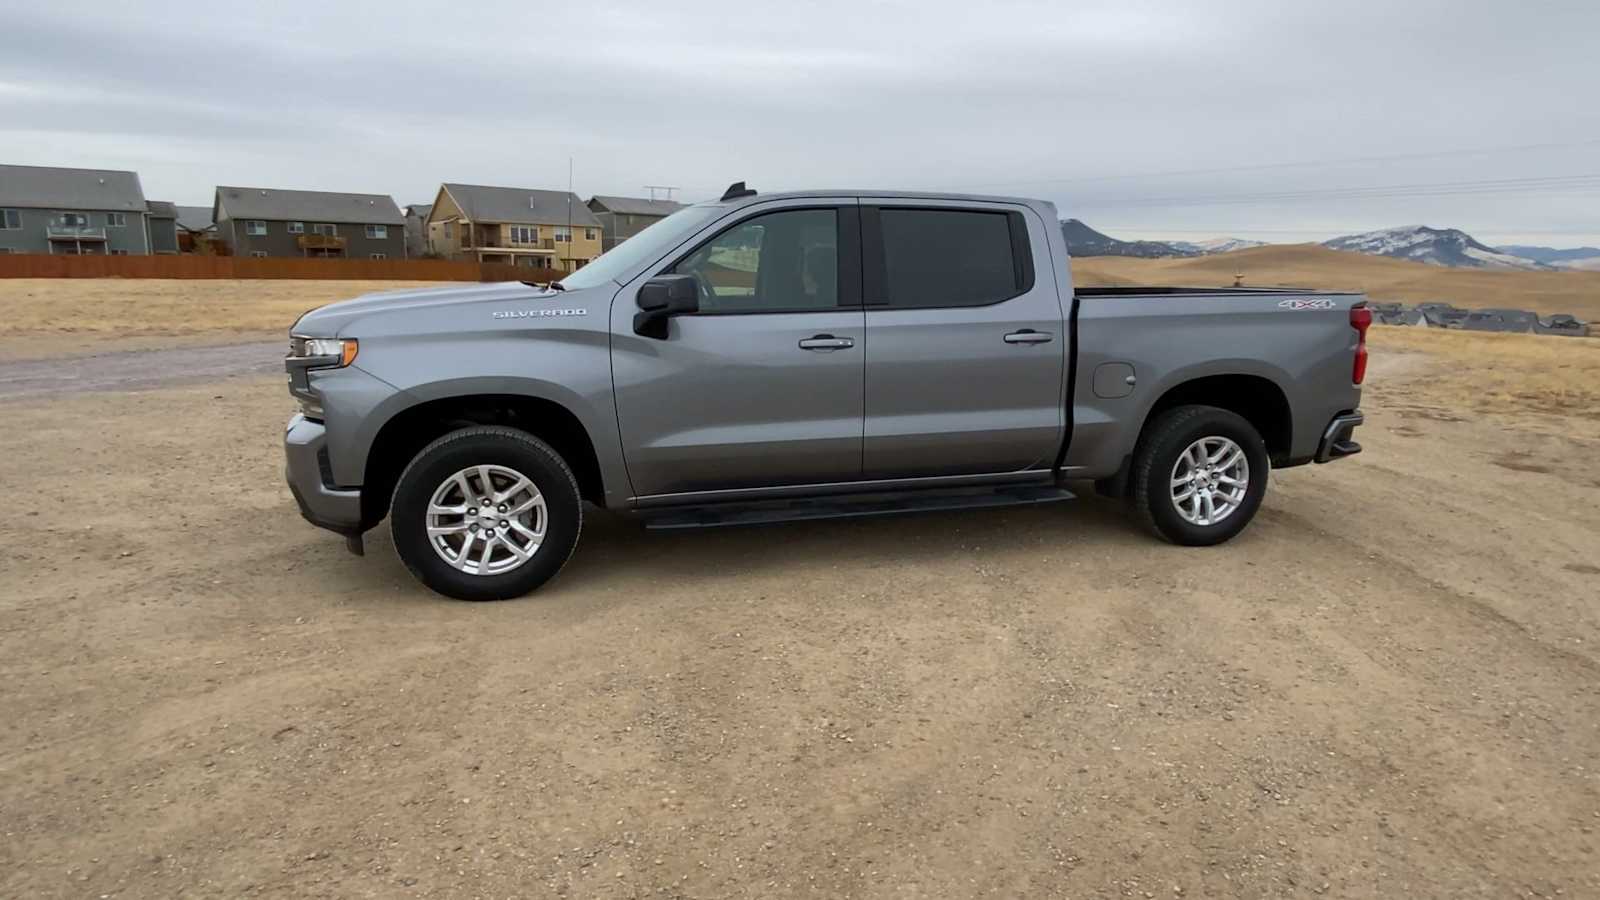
(1092, 362, 1137, 399)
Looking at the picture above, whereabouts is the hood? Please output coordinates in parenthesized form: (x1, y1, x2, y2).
(291, 281, 604, 337)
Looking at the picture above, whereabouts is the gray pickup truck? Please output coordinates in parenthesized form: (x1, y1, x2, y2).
(285, 184, 1368, 601)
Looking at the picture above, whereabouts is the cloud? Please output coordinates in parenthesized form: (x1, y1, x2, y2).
(2, 0, 1598, 245)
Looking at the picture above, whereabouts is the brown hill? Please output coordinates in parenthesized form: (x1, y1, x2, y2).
(1072, 244, 1600, 319)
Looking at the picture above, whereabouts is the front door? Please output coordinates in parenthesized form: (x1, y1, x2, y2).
(860, 202, 1066, 478)
(611, 203, 865, 498)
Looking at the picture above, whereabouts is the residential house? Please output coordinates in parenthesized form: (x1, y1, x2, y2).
(587, 195, 683, 252)
(1414, 303, 1467, 328)
(1535, 314, 1590, 337)
(176, 205, 214, 236)
(213, 186, 406, 259)
(404, 203, 433, 258)
(1458, 308, 1537, 334)
(0, 164, 154, 255)
(427, 184, 603, 272)
(175, 205, 217, 254)
(145, 200, 180, 254)
(1368, 302, 1403, 325)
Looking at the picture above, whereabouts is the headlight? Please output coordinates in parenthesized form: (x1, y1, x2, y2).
(288, 335, 358, 368)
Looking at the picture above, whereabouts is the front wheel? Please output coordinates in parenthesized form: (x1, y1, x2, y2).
(1131, 405, 1269, 546)
(390, 426, 582, 601)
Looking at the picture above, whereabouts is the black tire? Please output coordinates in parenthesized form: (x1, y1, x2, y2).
(389, 426, 581, 601)
(1131, 405, 1269, 546)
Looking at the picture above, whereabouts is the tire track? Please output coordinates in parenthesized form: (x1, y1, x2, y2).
(0, 339, 283, 400)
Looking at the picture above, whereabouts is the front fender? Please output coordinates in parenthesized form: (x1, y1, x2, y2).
(331, 326, 630, 508)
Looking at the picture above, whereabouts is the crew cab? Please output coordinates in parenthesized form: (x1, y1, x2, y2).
(285, 184, 1367, 600)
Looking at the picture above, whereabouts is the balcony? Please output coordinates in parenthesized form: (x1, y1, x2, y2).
(469, 238, 555, 252)
(297, 234, 348, 251)
(47, 225, 107, 241)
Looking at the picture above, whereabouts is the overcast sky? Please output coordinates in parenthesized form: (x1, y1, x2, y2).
(4, 1, 1597, 246)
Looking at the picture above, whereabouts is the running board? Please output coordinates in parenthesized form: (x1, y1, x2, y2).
(639, 484, 1075, 530)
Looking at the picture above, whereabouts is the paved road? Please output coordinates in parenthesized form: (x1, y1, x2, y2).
(0, 340, 283, 400)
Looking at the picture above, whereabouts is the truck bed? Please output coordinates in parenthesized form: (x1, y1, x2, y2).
(1063, 283, 1366, 478)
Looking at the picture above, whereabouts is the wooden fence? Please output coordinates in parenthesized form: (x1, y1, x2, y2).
(0, 253, 563, 283)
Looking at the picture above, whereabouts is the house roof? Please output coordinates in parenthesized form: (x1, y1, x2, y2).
(175, 205, 215, 233)
(405, 203, 432, 218)
(215, 186, 404, 226)
(0, 164, 147, 211)
(146, 200, 178, 218)
(439, 183, 601, 228)
(588, 195, 685, 217)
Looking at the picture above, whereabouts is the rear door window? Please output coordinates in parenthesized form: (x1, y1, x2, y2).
(874, 208, 1028, 308)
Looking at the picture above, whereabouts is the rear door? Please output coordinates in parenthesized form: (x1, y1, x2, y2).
(860, 201, 1066, 478)
(610, 201, 867, 498)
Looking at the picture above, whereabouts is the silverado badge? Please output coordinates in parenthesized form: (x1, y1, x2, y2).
(492, 308, 588, 319)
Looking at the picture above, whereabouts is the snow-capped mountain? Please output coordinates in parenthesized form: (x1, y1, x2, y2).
(1059, 219, 1196, 259)
(1322, 226, 1549, 270)
(1168, 237, 1269, 254)
(1496, 245, 1600, 270)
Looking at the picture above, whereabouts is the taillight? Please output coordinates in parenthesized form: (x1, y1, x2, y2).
(1350, 305, 1372, 385)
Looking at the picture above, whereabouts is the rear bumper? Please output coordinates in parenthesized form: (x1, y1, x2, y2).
(1315, 411, 1364, 463)
(285, 414, 364, 535)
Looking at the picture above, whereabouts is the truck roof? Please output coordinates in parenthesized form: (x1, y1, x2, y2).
(698, 187, 1055, 215)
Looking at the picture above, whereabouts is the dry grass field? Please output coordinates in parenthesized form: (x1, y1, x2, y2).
(1074, 244, 1600, 320)
(0, 279, 462, 359)
(2, 245, 1593, 360)
(1370, 326, 1600, 417)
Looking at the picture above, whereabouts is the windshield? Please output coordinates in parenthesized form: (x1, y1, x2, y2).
(556, 204, 726, 291)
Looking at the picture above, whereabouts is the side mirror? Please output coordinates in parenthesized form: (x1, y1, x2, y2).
(633, 274, 700, 338)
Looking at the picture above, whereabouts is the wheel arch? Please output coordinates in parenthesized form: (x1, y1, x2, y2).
(360, 392, 607, 526)
(1095, 371, 1293, 499)
(1143, 373, 1293, 461)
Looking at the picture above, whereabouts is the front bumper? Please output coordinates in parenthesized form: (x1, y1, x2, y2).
(285, 413, 364, 535)
(1315, 411, 1364, 463)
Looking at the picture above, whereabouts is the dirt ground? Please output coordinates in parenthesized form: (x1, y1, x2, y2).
(2, 280, 1599, 899)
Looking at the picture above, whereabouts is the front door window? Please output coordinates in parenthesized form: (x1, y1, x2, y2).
(672, 209, 838, 313)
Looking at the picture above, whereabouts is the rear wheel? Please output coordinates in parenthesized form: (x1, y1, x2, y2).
(390, 426, 581, 600)
(1132, 405, 1268, 546)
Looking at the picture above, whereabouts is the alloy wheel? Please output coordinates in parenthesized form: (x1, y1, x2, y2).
(1169, 436, 1250, 526)
(425, 465, 547, 575)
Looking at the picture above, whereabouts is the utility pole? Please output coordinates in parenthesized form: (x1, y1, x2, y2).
(566, 156, 573, 272)
(643, 185, 678, 202)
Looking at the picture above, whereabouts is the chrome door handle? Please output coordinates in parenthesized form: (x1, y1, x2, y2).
(1004, 329, 1053, 344)
(799, 334, 855, 351)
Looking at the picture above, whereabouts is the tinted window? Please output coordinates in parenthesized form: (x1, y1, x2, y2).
(674, 208, 838, 313)
(880, 208, 1019, 308)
